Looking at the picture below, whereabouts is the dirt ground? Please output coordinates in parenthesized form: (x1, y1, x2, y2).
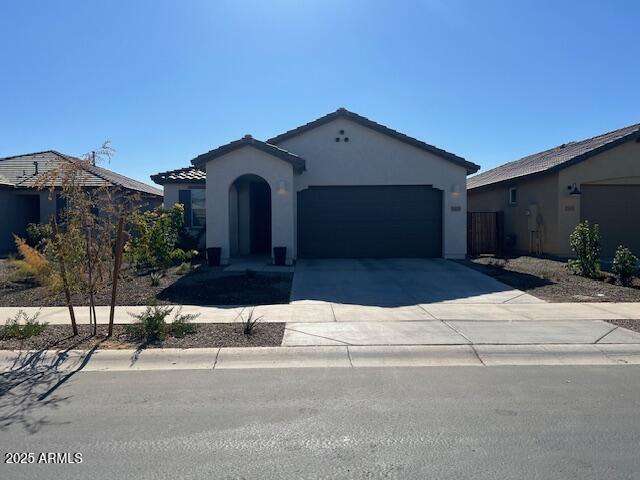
(461, 255, 640, 303)
(0, 322, 285, 350)
(0, 259, 293, 307)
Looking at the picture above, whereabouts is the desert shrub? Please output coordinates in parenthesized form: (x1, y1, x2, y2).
(169, 248, 199, 265)
(127, 305, 198, 341)
(240, 308, 262, 335)
(127, 305, 169, 341)
(11, 236, 52, 284)
(25, 223, 52, 249)
(612, 245, 638, 287)
(126, 204, 185, 270)
(149, 271, 163, 286)
(567, 221, 601, 279)
(170, 307, 199, 337)
(1, 310, 48, 339)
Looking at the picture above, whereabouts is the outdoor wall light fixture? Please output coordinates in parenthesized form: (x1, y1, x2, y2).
(568, 183, 582, 195)
(451, 183, 460, 197)
(277, 180, 287, 195)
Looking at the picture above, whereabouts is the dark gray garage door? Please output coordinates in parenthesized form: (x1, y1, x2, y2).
(297, 185, 442, 258)
(581, 185, 640, 257)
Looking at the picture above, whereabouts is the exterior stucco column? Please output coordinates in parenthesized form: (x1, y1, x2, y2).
(204, 147, 296, 265)
(206, 164, 231, 263)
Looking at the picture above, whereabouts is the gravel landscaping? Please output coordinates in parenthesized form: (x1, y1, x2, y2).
(0, 259, 292, 307)
(461, 255, 640, 303)
(0, 323, 285, 350)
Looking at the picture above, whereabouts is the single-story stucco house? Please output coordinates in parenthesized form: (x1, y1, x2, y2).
(468, 122, 640, 258)
(0, 150, 163, 255)
(151, 108, 479, 264)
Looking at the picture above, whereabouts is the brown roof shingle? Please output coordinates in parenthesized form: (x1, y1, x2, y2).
(150, 166, 206, 185)
(0, 150, 162, 196)
(468, 122, 640, 189)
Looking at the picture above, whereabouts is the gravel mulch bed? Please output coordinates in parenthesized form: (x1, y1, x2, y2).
(605, 319, 640, 334)
(0, 259, 292, 307)
(460, 255, 640, 303)
(0, 323, 285, 350)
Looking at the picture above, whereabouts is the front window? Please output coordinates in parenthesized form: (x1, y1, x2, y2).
(191, 189, 206, 228)
(508, 187, 517, 206)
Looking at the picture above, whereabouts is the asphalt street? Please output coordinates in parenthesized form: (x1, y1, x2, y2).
(1, 366, 639, 479)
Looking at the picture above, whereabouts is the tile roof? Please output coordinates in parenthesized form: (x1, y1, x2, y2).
(0, 174, 12, 186)
(150, 166, 206, 185)
(267, 108, 480, 174)
(0, 150, 162, 196)
(190, 135, 306, 173)
(468, 122, 640, 189)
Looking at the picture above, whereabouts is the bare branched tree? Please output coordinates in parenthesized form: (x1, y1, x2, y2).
(31, 143, 140, 337)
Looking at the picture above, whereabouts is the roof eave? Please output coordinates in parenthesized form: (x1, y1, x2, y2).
(191, 139, 306, 173)
(150, 175, 205, 186)
(468, 130, 640, 190)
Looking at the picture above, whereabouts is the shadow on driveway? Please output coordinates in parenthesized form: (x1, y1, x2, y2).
(290, 258, 548, 306)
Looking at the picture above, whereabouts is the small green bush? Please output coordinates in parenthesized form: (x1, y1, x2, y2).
(567, 221, 601, 279)
(170, 307, 199, 337)
(1, 310, 48, 339)
(126, 204, 186, 270)
(25, 223, 52, 249)
(176, 227, 200, 252)
(127, 305, 169, 341)
(169, 248, 199, 265)
(175, 262, 193, 275)
(127, 305, 199, 342)
(612, 245, 638, 287)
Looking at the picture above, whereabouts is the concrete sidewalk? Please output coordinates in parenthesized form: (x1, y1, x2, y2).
(2, 343, 640, 371)
(282, 319, 640, 346)
(1, 302, 638, 325)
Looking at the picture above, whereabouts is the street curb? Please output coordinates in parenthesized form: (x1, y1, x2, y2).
(1, 344, 639, 371)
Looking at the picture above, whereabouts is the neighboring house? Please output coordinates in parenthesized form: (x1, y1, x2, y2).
(468, 123, 640, 258)
(0, 150, 163, 255)
(151, 108, 479, 264)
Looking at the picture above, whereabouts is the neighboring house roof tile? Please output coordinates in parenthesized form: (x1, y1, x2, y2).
(0, 150, 162, 196)
(190, 135, 306, 173)
(468, 122, 640, 190)
(267, 108, 480, 174)
(150, 166, 206, 185)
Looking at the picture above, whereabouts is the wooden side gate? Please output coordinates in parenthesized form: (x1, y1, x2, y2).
(467, 212, 504, 256)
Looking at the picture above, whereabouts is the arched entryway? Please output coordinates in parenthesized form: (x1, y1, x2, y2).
(229, 174, 272, 257)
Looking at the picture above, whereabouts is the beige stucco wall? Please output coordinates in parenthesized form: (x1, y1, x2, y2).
(205, 146, 295, 264)
(162, 184, 181, 209)
(557, 139, 640, 256)
(468, 173, 560, 254)
(469, 138, 640, 257)
(276, 117, 469, 259)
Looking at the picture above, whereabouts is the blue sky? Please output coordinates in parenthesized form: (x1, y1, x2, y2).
(1, 0, 639, 185)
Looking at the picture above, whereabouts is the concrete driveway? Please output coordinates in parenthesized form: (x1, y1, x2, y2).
(290, 258, 543, 306)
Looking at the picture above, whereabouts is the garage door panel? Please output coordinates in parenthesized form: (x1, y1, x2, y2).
(297, 185, 442, 258)
(581, 185, 640, 257)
